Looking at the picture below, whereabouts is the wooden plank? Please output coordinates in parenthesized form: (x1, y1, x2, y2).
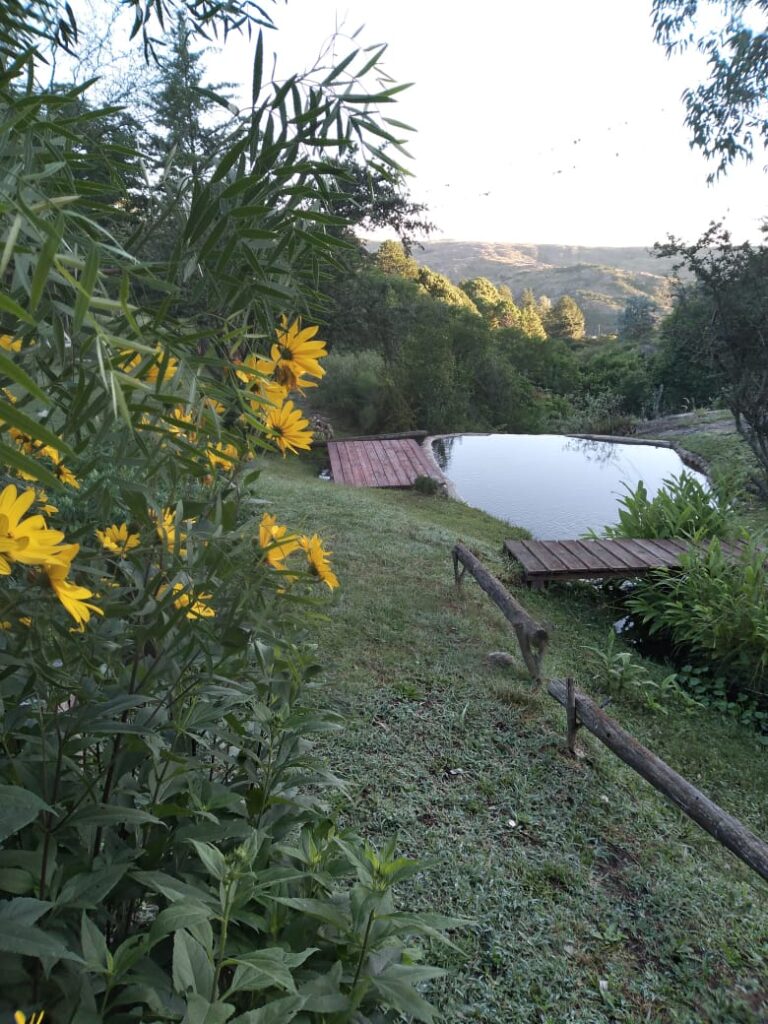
(610, 538, 666, 569)
(407, 439, 441, 480)
(391, 440, 420, 484)
(328, 443, 344, 483)
(631, 538, 686, 566)
(333, 441, 356, 485)
(505, 540, 550, 574)
(339, 441, 362, 486)
(354, 440, 380, 487)
(589, 538, 637, 569)
(567, 540, 614, 572)
(548, 678, 768, 884)
(370, 439, 400, 486)
(382, 440, 411, 487)
(546, 541, 591, 572)
(523, 540, 574, 572)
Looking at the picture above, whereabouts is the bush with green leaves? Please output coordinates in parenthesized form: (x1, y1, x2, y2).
(627, 538, 768, 700)
(319, 350, 393, 434)
(0, 3, 456, 1019)
(596, 471, 735, 542)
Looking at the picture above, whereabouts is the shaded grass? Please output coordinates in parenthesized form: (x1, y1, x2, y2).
(261, 458, 768, 1023)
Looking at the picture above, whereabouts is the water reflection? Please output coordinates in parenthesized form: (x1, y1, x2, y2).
(435, 433, 709, 539)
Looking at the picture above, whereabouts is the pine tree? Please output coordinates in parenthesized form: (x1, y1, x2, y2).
(148, 13, 231, 179)
(546, 295, 586, 340)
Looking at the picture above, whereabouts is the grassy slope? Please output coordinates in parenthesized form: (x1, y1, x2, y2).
(262, 456, 768, 1024)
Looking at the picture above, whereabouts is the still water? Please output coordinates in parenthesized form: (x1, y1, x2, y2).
(433, 433, 708, 539)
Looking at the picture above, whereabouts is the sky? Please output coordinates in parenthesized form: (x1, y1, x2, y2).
(201, 0, 768, 248)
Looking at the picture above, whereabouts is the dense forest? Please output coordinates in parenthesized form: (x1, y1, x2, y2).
(313, 237, 725, 438)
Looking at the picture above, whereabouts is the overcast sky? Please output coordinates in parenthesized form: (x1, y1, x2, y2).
(207, 1, 767, 247)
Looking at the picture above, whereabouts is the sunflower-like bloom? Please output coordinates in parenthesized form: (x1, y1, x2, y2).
(265, 400, 314, 456)
(1, 335, 23, 352)
(299, 534, 339, 590)
(35, 490, 58, 516)
(152, 508, 192, 556)
(45, 543, 103, 626)
(123, 346, 179, 385)
(258, 512, 300, 569)
(15, 1011, 45, 1024)
(206, 441, 239, 471)
(171, 583, 215, 620)
(167, 406, 197, 443)
(0, 485, 70, 573)
(254, 319, 327, 392)
(96, 522, 140, 556)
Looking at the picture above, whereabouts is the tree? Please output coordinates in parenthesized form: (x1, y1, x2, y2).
(619, 296, 659, 339)
(655, 288, 727, 410)
(656, 224, 768, 486)
(546, 295, 586, 340)
(653, 0, 768, 176)
(374, 239, 419, 277)
(519, 303, 548, 341)
(326, 155, 434, 252)
(147, 12, 232, 178)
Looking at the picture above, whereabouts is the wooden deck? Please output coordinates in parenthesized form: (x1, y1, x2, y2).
(505, 537, 743, 587)
(328, 437, 445, 488)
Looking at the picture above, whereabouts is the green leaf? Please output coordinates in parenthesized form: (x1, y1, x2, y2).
(0, 349, 50, 405)
(73, 244, 100, 332)
(0, 291, 35, 326)
(67, 804, 161, 828)
(182, 994, 235, 1024)
(229, 995, 306, 1024)
(370, 965, 445, 1023)
(189, 840, 228, 881)
(173, 929, 214, 997)
(0, 922, 83, 962)
(81, 911, 109, 970)
(150, 902, 214, 943)
(0, 398, 72, 456)
(225, 948, 316, 997)
(57, 864, 129, 908)
(0, 784, 50, 843)
(0, 897, 52, 927)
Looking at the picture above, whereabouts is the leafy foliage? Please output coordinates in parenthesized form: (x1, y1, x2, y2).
(653, 0, 768, 176)
(596, 472, 735, 542)
(0, 3, 455, 1019)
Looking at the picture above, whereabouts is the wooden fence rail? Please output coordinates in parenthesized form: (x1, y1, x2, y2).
(452, 542, 548, 684)
(449, 543, 768, 884)
(548, 678, 768, 883)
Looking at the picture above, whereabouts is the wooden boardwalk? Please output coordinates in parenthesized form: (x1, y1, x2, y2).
(328, 437, 445, 488)
(505, 537, 743, 588)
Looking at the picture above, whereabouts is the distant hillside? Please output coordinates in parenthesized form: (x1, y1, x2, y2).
(409, 240, 679, 336)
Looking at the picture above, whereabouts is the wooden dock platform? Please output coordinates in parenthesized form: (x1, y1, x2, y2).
(328, 437, 445, 488)
(505, 536, 742, 587)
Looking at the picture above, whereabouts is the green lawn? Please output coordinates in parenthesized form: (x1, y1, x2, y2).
(261, 455, 768, 1023)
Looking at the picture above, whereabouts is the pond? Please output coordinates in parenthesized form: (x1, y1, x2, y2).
(432, 433, 709, 539)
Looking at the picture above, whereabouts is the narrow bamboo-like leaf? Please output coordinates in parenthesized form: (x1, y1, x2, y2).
(0, 291, 36, 325)
(73, 244, 100, 331)
(0, 350, 50, 404)
(0, 442, 59, 488)
(28, 221, 62, 313)
(0, 213, 23, 277)
(0, 398, 72, 456)
(252, 28, 264, 106)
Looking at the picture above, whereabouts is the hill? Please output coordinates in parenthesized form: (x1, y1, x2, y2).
(411, 240, 679, 335)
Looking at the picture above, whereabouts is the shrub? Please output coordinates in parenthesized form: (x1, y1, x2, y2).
(598, 472, 735, 542)
(319, 350, 392, 434)
(627, 538, 768, 698)
(0, 7, 453, 1019)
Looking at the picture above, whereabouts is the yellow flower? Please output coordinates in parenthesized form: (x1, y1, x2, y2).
(153, 508, 191, 555)
(206, 441, 239, 471)
(1, 335, 23, 352)
(96, 522, 140, 556)
(123, 346, 179, 384)
(171, 582, 215, 619)
(204, 396, 226, 415)
(167, 406, 197, 442)
(15, 1011, 45, 1024)
(253, 319, 327, 392)
(35, 490, 58, 515)
(299, 534, 339, 590)
(45, 544, 103, 626)
(258, 512, 300, 569)
(0, 484, 69, 573)
(53, 461, 79, 489)
(265, 400, 313, 456)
